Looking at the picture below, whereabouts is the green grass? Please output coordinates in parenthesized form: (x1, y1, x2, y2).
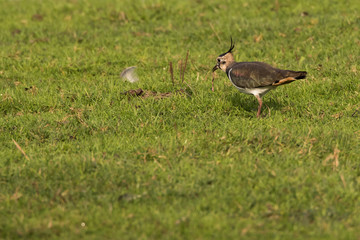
(1, 0, 360, 239)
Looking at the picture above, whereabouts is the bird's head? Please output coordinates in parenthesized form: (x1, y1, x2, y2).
(212, 38, 235, 72)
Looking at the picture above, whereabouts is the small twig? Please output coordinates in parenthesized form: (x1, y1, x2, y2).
(351, 105, 360, 117)
(12, 139, 30, 161)
(181, 50, 189, 83)
(209, 23, 221, 43)
(169, 61, 174, 86)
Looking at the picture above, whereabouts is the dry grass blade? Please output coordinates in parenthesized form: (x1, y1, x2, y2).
(322, 146, 340, 171)
(274, 0, 280, 12)
(332, 147, 340, 171)
(12, 139, 30, 160)
(340, 174, 346, 188)
(209, 22, 221, 43)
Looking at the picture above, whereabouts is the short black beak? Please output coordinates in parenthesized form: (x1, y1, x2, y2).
(212, 64, 219, 72)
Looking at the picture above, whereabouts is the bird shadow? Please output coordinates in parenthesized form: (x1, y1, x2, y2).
(226, 92, 285, 117)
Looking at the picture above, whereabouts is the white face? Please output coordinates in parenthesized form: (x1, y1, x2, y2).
(216, 57, 228, 71)
(213, 52, 234, 72)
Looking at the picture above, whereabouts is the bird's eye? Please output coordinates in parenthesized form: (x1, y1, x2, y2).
(217, 59, 220, 62)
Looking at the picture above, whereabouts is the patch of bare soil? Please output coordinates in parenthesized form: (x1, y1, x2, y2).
(121, 88, 187, 100)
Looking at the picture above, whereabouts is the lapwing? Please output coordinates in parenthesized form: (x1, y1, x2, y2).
(212, 39, 307, 118)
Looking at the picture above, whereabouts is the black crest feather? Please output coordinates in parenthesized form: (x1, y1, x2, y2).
(228, 37, 235, 53)
(219, 37, 235, 56)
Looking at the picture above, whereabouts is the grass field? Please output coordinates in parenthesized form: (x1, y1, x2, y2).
(1, 0, 360, 239)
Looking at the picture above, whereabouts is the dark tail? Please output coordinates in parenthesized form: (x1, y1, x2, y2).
(287, 71, 307, 79)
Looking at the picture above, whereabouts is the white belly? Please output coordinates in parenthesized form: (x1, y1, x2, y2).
(236, 86, 275, 97)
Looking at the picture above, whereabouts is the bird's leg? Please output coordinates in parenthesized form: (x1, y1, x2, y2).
(255, 95, 263, 118)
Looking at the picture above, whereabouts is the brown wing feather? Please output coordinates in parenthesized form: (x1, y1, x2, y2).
(271, 77, 296, 86)
(227, 62, 306, 88)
